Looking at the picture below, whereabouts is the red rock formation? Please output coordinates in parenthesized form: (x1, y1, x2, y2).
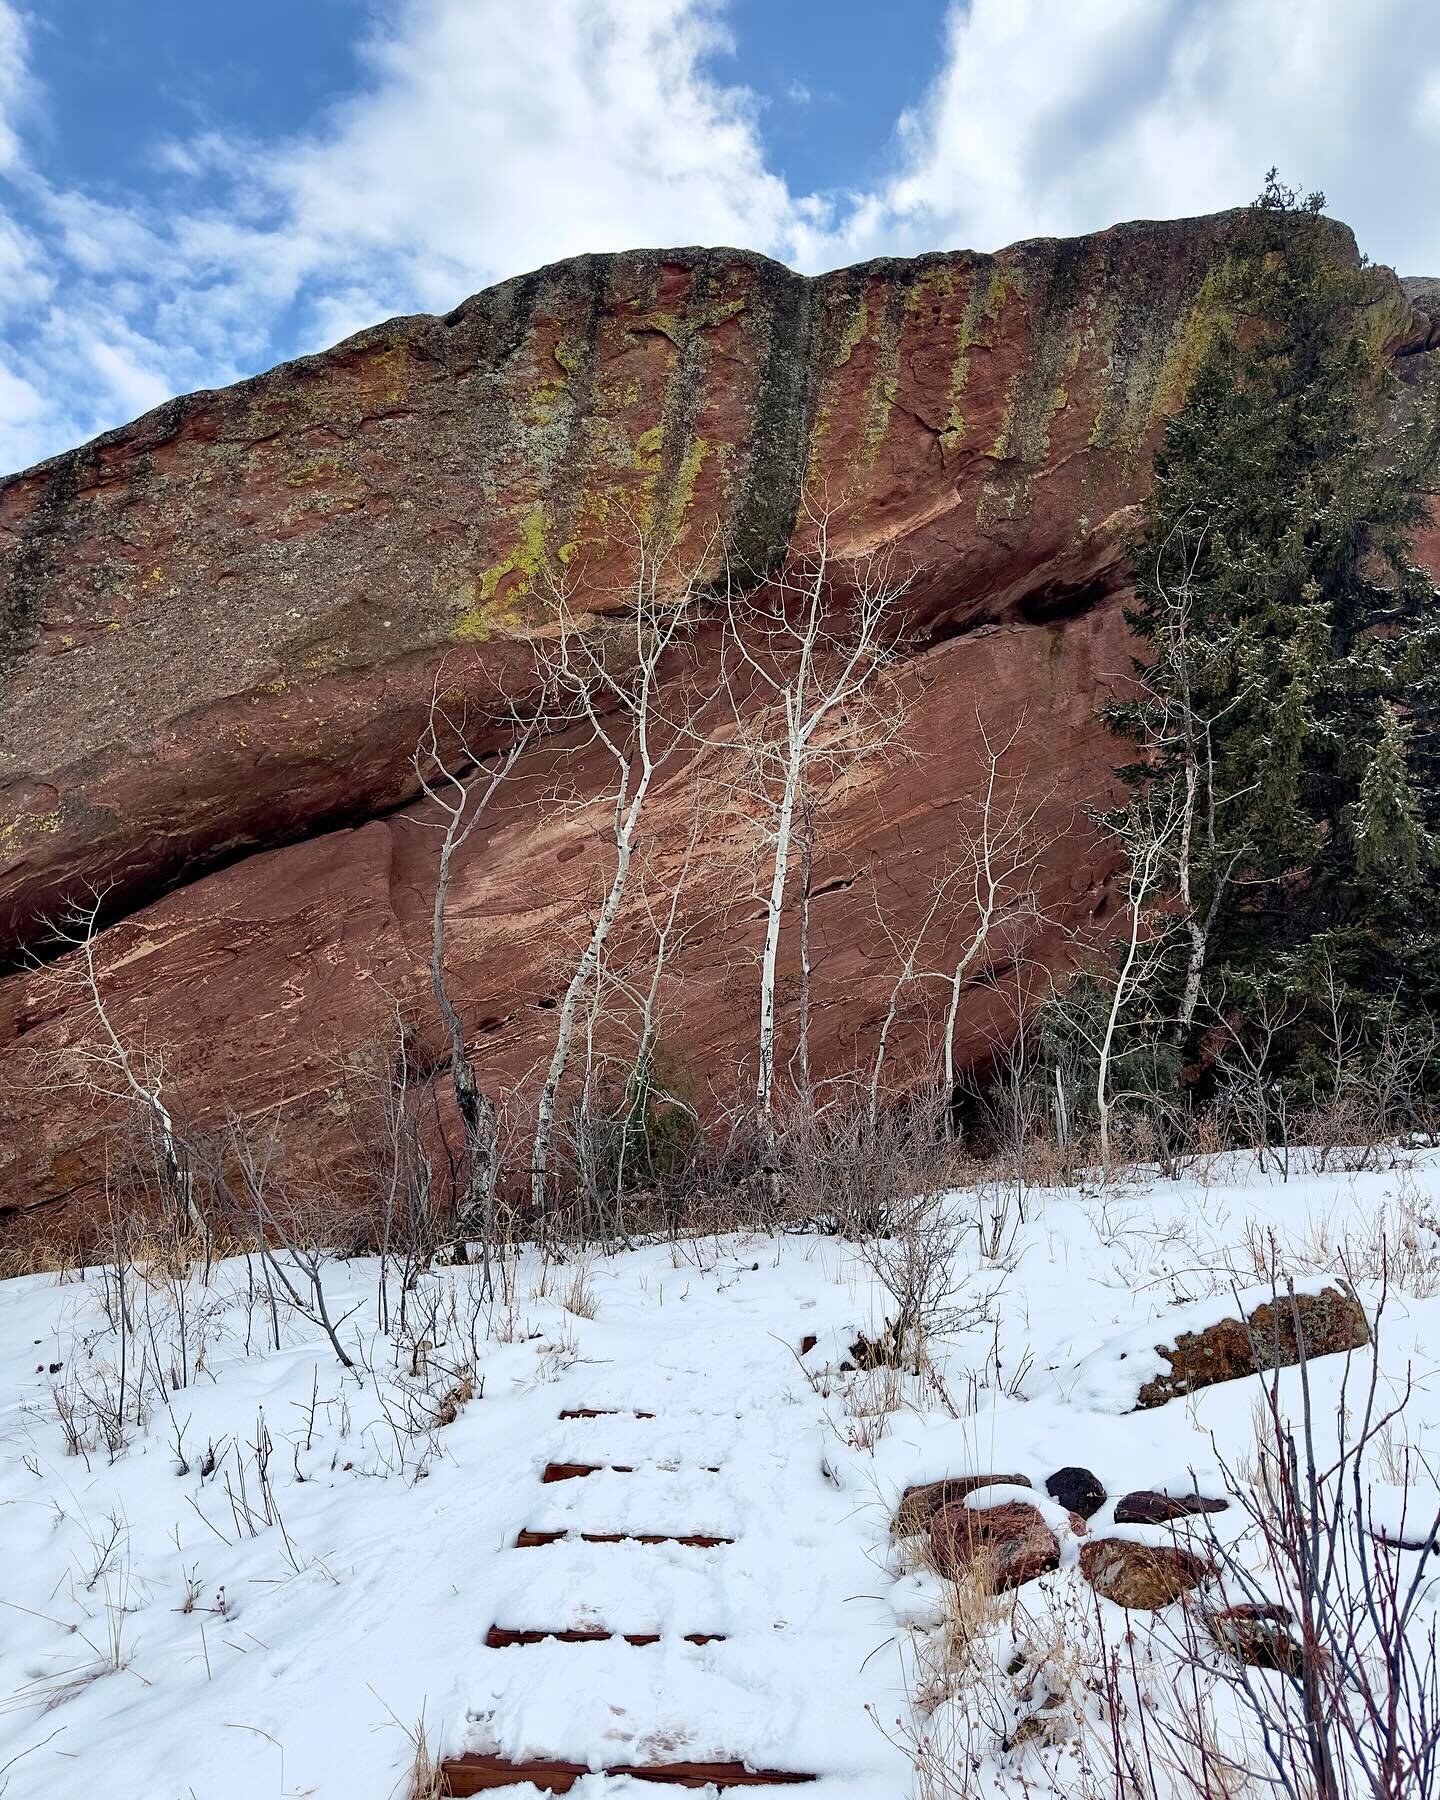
(1, 215, 1434, 1236)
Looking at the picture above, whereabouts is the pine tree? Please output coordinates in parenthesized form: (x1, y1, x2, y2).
(1107, 171, 1440, 1090)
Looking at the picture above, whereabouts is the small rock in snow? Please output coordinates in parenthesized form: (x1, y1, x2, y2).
(1113, 1490, 1228, 1525)
(1080, 1537, 1212, 1609)
(1045, 1466, 1107, 1519)
(1208, 1602, 1315, 1678)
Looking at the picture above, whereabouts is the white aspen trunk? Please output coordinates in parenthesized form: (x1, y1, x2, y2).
(869, 985, 903, 1127)
(940, 906, 994, 1133)
(532, 821, 639, 1215)
(756, 758, 801, 1118)
(793, 800, 814, 1101)
(1174, 722, 1206, 1037)
(431, 836, 496, 1266)
(1179, 917, 1208, 1035)
(1096, 848, 1154, 1179)
(81, 928, 207, 1242)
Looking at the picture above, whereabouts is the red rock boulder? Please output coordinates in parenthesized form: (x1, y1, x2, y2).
(894, 1475, 1032, 1537)
(1080, 1537, 1212, 1609)
(1135, 1287, 1371, 1410)
(931, 1498, 1084, 1591)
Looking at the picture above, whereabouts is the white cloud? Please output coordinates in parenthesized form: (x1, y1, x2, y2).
(0, 0, 1437, 473)
(1417, 69, 1440, 142)
(0, 0, 32, 173)
(0, 0, 824, 467)
(819, 0, 1440, 273)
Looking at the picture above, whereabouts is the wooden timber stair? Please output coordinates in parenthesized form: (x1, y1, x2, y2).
(443, 1756, 815, 1793)
(438, 1404, 816, 1794)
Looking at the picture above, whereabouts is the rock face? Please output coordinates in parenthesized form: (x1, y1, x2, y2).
(1134, 1287, 1372, 1411)
(1, 215, 1434, 1235)
(1401, 276, 1440, 350)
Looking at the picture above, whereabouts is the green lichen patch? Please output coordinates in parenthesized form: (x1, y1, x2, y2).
(453, 503, 553, 640)
(0, 805, 66, 860)
(624, 296, 747, 350)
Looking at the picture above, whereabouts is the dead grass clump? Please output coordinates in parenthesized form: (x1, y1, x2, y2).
(911, 1553, 1007, 1714)
(560, 1261, 597, 1319)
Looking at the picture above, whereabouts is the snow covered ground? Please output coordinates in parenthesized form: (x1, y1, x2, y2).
(1, 1149, 1437, 1798)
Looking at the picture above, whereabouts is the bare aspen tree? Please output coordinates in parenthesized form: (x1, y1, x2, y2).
(716, 503, 914, 1120)
(527, 524, 709, 1217)
(612, 801, 714, 1200)
(867, 874, 948, 1127)
(42, 891, 208, 1244)
(413, 681, 538, 1275)
(1126, 517, 1256, 1037)
(936, 719, 1054, 1112)
(790, 777, 819, 1097)
(1091, 785, 1183, 1175)
(865, 717, 1054, 1130)
(563, 814, 709, 1243)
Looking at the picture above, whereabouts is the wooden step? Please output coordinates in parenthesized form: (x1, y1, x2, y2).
(485, 1625, 725, 1647)
(541, 1462, 719, 1482)
(441, 1753, 816, 1792)
(515, 1529, 733, 1548)
(541, 1462, 634, 1482)
(559, 1407, 655, 1419)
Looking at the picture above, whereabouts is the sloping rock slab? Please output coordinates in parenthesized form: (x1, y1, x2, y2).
(1135, 1286, 1370, 1410)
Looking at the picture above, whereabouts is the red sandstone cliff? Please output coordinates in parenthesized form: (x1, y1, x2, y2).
(2, 214, 1435, 1234)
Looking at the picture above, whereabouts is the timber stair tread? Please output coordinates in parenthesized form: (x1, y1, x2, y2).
(440, 1404, 816, 1792)
(440, 1754, 816, 1792)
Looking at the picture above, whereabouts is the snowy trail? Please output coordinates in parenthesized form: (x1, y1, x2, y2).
(443, 1256, 906, 1793)
(5, 1155, 1437, 1797)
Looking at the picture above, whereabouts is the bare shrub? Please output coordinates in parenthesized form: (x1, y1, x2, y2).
(1161, 1277, 1440, 1800)
(857, 1188, 990, 1372)
(758, 1079, 966, 1238)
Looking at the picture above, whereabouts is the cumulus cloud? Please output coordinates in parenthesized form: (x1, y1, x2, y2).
(828, 0, 1440, 274)
(0, 0, 1436, 471)
(0, 0, 827, 467)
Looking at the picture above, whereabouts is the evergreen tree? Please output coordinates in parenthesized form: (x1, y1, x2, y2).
(1107, 172, 1440, 1092)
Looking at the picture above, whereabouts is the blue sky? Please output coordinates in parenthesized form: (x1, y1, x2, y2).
(1, 0, 1437, 473)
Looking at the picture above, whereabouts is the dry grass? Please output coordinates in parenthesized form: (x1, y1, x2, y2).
(404, 1717, 444, 1800)
(560, 1260, 597, 1319)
